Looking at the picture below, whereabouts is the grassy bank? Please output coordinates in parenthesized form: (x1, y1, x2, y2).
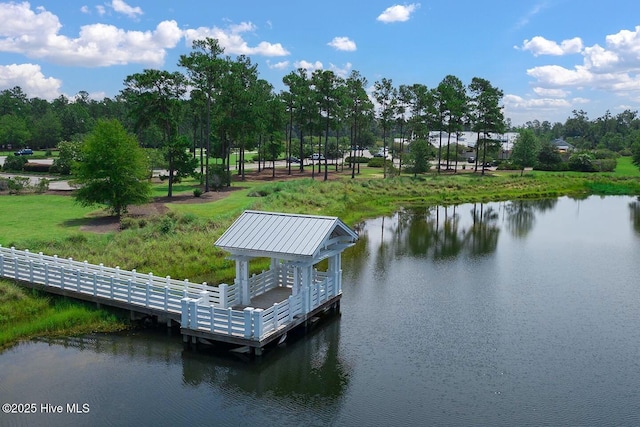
(0, 279, 126, 351)
(4, 168, 640, 284)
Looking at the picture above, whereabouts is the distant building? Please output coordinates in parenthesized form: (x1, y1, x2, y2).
(551, 138, 574, 152)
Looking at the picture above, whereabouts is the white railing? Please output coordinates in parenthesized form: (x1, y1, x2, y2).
(248, 269, 278, 298)
(181, 272, 338, 340)
(1, 246, 341, 341)
(0, 245, 228, 314)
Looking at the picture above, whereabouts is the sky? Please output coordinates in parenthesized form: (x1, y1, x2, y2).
(1, 0, 640, 126)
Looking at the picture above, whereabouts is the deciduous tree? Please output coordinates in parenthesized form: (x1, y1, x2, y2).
(73, 119, 151, 218)
(511, 128, 539, 175)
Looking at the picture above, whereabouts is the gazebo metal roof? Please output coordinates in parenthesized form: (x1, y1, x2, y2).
(215, 210, 358, 261)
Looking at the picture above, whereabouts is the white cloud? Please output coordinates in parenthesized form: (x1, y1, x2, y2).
(328, 36, 356, 51)
(267, 60, 289, 70)
(0, 2, 62, 39)
(96, 5, 106, 15)
(0, 3, 181, 67)
(377, 3, 420, 23)
(504, 94, 571, 110)
(184, 21, 289, 57)
(110, 0, 143, 19)
(514, 2, 549, 30)
(573, 97, 590, 104)
(523, 26, 640, 99)
(583, 44, 619, 70)
(527, 64, 597, 87)
(533, 87, 569, 98)
(293, 60, 323, 74)
(329, 62, 352, 78)
(0, 63, 62, 99)
(521, 36, 583, 56)
(80, 5, 90, 14)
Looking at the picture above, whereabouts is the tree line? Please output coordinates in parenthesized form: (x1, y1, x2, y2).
(3, 36, 640, 188)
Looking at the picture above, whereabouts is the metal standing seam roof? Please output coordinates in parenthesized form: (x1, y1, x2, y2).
(215, 210, 358, 258)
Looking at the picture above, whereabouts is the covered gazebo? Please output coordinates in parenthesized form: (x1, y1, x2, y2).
(215, 210, 358, 309)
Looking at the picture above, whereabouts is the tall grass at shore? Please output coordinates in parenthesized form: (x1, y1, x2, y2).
(0, 279, 126, 351)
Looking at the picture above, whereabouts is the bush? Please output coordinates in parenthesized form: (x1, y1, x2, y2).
(534, 162, 569, 171)
(345, 156, 369, 165)
(568, 153, 597, 172)
(207, 165, 230, 190)
(22, 162, 51, 173)
(51, 140, 81, 175)
(593, 149, 619, 159)
(193, 188, 203, 197)
(7, 177, 29, 194)
(594, 158, 617, 172)
(496, 161, 519, 170)
(2, 154, 27, 172)
(34, 178, 49, 193)
(367, 157, 385, 168)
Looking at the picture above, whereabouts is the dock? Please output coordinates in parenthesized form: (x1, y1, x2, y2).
(0, 210, 358, 356)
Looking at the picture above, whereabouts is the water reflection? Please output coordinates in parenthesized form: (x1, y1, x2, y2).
(182, 318, 348, 401)
(34, 319, 348, 404)
(504, 198, 557, 239)
(355, 203, 502, 262)
(630, 197, 640, 234)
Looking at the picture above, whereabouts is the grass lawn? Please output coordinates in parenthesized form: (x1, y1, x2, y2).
(612, 156, 640, 177)
(1, 195, 98, 245)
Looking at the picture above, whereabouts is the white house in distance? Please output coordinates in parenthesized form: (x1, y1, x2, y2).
(394, 131, 520, 159)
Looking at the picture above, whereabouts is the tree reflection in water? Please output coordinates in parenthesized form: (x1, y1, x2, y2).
(630, 197, 640, 235)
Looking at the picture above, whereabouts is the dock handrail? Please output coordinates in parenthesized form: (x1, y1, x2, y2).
(1, 245, 340, 341)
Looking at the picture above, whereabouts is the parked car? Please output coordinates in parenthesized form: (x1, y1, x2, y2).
(467, 156, 475, 163)
(14, 148, 33, 156)
(310, 153, 325, 161)
(287, 156, 300, 163)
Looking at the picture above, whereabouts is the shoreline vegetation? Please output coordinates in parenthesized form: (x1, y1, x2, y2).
(2, 162, 640, 350)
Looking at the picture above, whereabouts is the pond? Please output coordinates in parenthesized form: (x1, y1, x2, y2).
(2, 196, 640, 426)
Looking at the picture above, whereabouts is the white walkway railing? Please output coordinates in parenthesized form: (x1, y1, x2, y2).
(0, 246, 340, 341)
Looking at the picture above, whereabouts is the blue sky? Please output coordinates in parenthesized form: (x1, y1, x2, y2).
(1, 1, 639, 125)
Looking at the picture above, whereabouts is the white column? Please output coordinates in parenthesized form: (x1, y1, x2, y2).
(329, 254, 342, 294)
(242, 259, 251, 305)
(236, 257, 251, 306)
(292, 265, 300, 296)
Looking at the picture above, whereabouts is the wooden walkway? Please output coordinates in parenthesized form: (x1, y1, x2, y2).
(1, 245, 341, 354)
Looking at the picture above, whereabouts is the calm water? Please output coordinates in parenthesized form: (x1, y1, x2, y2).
(2, 196, 640, 427)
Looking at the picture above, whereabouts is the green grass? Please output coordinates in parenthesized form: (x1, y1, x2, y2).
(0, 279, 126, 351)
(151, 177, 202, 198)
(612, 156, 640, 177)
(0, 195, 97, 245)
